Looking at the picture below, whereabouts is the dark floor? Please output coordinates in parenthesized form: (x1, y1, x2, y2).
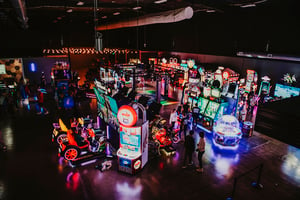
(0, 84, 300, 200)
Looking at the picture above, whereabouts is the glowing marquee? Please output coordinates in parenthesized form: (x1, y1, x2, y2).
(117, 105, 137, 127)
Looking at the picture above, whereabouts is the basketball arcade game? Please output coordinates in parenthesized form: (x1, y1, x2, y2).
(117, 103, 148, 174)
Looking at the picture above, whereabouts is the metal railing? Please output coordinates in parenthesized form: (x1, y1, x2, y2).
(226, 163, 264, 200)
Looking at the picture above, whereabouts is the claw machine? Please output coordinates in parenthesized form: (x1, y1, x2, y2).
(117, 103, 149, 174)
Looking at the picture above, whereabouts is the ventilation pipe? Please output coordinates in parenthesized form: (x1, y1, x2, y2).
(96, 6, 193, 31)
(10, 0, 28, 28)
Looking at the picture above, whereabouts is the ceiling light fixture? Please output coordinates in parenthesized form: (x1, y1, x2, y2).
(132, 6, 142, 10)
(154, 0, 167, 4)
(102, 16, 107, 19)
(66, 8, 73, 13)
(113, 12, 120, 15)
(76, 1, 84, 6)
(240, 4, 256, 8)
(206, 9, 215, 13)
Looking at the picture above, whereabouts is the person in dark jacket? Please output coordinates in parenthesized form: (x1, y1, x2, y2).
(182, 130, 195, 168)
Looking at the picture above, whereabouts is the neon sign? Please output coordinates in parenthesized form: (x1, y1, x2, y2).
(117, 105, 137, 127)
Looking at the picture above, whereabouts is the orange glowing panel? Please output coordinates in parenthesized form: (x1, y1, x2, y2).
(117, 105, 137, 127)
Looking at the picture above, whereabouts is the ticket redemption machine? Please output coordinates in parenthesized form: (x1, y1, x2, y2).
(117, 103, 149, 174)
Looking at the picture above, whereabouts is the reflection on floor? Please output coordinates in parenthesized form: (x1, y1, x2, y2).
(0, 86, 300, 200)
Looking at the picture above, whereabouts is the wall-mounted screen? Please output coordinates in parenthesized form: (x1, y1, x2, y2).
(274, 84, 300, 99)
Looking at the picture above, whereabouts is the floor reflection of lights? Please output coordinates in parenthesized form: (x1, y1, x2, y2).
(0, 181, 5, 199)
(205, 137, 240, 180)
(115, 182, 142, 200)
(281, 146, 300, 184)
(2, 127, 14, 151)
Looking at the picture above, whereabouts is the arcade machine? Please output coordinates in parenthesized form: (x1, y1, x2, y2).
(244, 69, 258, 93)
(117, 103, 149, 174)
(93, 84, 120, 153)
(201, 99, 229, 131)
(51, 62, 72, 108)
(221, 68, 240, 99)
(258, 76, 271, 97)
(213, 115, 242, 149)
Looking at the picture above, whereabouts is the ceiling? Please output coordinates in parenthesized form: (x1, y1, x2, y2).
(0, 0, 282, 30)
(1, 0, 300, 57)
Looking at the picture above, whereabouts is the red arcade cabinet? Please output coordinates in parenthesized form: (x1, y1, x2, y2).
(117, 103, 149, 174)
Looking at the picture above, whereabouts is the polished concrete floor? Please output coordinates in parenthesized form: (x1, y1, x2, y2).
(0, 85, 300, 200)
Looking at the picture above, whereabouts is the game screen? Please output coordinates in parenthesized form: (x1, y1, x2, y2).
(106, 96, 119, 130)
(204, 101, 220, 119)
(215, 102, 228, 121)
(0, 64, 6, 74)
(260, 82, 270, 93)
(107, 96, 118, 114)
(211, 88, 221, 98)
(228, 83, 236, 94)
(94, 88, 108, 122)
(120, 126, 141, 152)
(198, 97, 209, 114)
(274, 83, 300, 99)
(203, 87, 211, 97)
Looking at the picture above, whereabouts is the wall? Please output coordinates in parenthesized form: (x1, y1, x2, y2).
(23, 57, 69, 85)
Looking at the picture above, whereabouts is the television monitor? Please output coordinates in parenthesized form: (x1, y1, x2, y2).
(0, 64, 6, 74)
(198, 97, 209, 114)
(227, 83, 236, 94)
(203, 87, 211, 97)
(274, 83, 300, 99)
(204, 101, 220, 119)
(107, 96, 119, 114)
(211, 88, 221, 98)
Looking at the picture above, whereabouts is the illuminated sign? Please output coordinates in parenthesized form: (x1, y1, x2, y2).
(29, 62, 37, 72)
(117, 105, 137, 127)
(134, 160, 141, 169)
(222, 71, 229, 80)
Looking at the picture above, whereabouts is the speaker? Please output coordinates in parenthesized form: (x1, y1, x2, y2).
(96, 32, 103, 51)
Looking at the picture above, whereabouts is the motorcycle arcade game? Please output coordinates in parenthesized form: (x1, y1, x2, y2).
(149, 117, 177, 156)
(117, 103, 149, 175)
(54, 117, 107, 167)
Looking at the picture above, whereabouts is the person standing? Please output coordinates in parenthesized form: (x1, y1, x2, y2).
(182, 130, 195, 168)
(169, 109, 177, 130)
(192, 103, 200, 127)
(196, 131, 206, 173)
(37, 87, 49, 115)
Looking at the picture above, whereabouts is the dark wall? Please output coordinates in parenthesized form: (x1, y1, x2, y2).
(2, 1, 300, 58)
(23, 57, 69, 84)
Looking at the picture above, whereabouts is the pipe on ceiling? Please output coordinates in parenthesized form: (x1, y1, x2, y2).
(96, 6, 193, 31)
(10, 0, 28, 28)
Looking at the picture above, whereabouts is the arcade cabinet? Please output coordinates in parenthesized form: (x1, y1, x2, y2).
(117, 103, 149, 174)
(213, 115, 242, 149)
(258, 76, 271, 96)
(245, 69, 258, 93)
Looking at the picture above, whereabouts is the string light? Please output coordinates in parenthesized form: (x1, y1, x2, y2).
(42, 47, 136, 55)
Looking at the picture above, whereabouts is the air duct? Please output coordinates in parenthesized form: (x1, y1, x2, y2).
(96, 6, 193, 31)
(10, 0, 28, 28)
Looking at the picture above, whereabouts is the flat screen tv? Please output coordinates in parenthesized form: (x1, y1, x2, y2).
(274, 83, 300, 99)
(0, 64, 6, 74)
(204, 101, 220, 119)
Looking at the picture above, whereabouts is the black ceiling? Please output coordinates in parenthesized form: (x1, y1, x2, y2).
(1, 0, 290, 30)
(1, 0, 300, 57)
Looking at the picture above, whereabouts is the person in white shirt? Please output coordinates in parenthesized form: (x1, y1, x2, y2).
(196, 131, 206, 173)
(169, 109, 177, 130)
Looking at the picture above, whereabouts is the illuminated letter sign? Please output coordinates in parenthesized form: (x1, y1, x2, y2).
(117, 105, 137, 127)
